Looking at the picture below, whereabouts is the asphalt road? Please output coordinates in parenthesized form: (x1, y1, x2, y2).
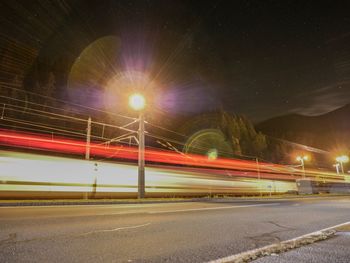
(0, 197, 350, 263)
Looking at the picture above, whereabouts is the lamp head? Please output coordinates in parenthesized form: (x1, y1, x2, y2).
(297, 155, 308, 162)
(336, 155, 349, 163)
(129, 93, 146, 111)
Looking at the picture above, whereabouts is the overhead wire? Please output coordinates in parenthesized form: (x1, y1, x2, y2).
(0, 122, 90, 141)
(0, 85, 136, 121)
(145, 120, 187, 138)
(0, 103, 86, 125)
(0, 86, 321, 169)
(145, 132, 255, 161)
(0, 99, 138, 134)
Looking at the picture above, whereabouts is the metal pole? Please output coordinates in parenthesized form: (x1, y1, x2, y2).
(85, 117, 91, 160)
(1, 104, 5, 119)
(335, 163, 340, 175)
(256, 158, 262, 197)
(340, 162, 344, 174)
(138, 112, 145, 198)
(301, 159, 305, 178)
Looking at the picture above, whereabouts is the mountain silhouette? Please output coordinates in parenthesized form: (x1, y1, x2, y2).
(256, 104, 350, 151)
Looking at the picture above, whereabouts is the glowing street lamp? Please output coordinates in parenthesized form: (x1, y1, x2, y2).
(335, 155, 349, 174)
(129, 93, 146, 198)
(296, 155, 308, 178)
(129, 93, 146, 111)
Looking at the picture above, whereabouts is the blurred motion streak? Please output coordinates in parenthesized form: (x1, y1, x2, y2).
(0, 129, 347, 198)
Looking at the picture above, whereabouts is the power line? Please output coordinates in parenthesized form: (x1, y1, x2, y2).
(0, 99, 138, 134)
(0, 123, 87, 140)
(145, 121, 187, 138)
(0, 103, 86, 125)
(145, 132, 255, 161)
(2, 117, 92, 138)
(0, 85, 136, 121)
(0, 95, 90, 120)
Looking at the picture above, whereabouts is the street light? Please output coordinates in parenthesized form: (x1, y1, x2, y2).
(129, 93, 146, 198)
(335, 155, 349, 174)
(129, 93, 146, 111)
(296, 155, 308, 178)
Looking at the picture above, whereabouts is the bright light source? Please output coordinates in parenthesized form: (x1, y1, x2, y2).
(296, 155, 308, 162)
(336, 155, 349, 163)
(207, 149, 218, 160)
(129, 93, 146, 111)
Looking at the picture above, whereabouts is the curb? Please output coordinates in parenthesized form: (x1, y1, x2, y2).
(207, 221, 350, 263)
(0, 194, 348, 207)
(0, 199, 199, 207)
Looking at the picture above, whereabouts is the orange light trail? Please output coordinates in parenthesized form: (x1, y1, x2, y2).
(0, 129, 345, 183)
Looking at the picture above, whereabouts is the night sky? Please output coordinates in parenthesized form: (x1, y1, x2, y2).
(1, 0, 350, 122)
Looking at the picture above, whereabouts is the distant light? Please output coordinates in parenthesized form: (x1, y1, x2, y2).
(207, 149, 218, 160)
(129, 93, 146, 111)
(296, 155, 308, 162)
(336, 155, 349, 163)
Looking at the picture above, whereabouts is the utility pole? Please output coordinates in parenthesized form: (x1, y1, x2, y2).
(85, 117, 91, 160)
(334, 163, 340, 175)
(138, 113, 145, 198)
(296, 156, 308, 178)
(301, 158, 305, 178)
(339, 162, 345, 174)
(256, 158, 262, 197)
(335, 155, 349, 175)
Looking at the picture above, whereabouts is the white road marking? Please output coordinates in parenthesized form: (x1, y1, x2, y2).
(148, 203, 280, 214)
(80, 222, 151, 236)
(207, 221, 350, 263)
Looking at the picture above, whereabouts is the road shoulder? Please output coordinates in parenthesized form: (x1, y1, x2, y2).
(208, 222, 350, 263)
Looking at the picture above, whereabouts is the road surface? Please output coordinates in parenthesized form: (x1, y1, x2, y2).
(1, 197, 350, 262)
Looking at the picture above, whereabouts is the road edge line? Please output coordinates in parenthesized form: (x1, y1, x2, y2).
(148, 203, 280, 214)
